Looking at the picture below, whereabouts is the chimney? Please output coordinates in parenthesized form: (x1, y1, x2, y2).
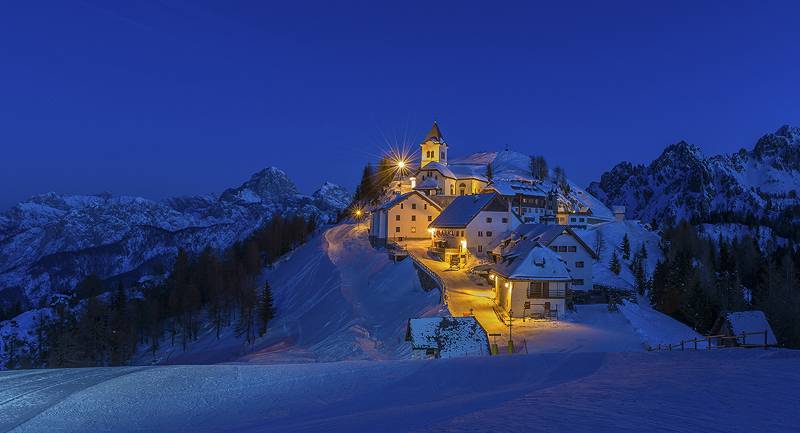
(612, 205, 625, 222)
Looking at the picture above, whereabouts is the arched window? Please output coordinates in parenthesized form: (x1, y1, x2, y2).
(459, 183, 466, 196)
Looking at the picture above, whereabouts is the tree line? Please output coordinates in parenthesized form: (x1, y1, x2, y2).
(650, 221, 800, 347)
(3, 213, 316, 369)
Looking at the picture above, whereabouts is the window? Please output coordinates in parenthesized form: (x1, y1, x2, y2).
(527, 281, 550, 298)
(579, 218, 585, 222)
(550, 246, 558, 252)
(450, 185, 455, 195)
(411, 215, 416, 221)
(486, 231, 492, 237)
(400, 203, 404, 209)
(558, 246, 568, 252)
(502, 217, 508, 223)
(477, 245, 483, 252)
(395, 215, 400, 221)
(395, 227, 400, 233)
(572, 279, 584, 286)
(478, 231, 483, 237)
(423, 204, 427, 210)
(427, 215, 432, 221)
(575, 261, 584, 268)
(486, 217, 493, 223)
(441, 151, 445, 160)
(568, 246, 577, 252)
(411, 227, 417, 233)
(411, 203, 417, 210)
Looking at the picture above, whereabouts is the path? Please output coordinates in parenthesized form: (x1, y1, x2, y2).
(405, 239, 646, 352)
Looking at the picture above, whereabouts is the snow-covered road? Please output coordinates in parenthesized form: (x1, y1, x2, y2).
(1, 350, 798, 432)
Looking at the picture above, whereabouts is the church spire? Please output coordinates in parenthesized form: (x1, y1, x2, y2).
(425, 121, 443, 142)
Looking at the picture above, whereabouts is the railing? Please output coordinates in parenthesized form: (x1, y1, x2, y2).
(409, 254, 448, 306)
(649, 330, 772, 351)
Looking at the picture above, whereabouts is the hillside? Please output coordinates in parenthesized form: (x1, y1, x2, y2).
(0, 168, 350, 311)
(587, 125, 800, 229)
(1, 350, 797, 432)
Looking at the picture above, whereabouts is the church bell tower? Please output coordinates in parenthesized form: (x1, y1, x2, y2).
(420, 121, 448, 168)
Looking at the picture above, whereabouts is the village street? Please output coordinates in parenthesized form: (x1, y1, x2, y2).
(404, 239, 646, 353)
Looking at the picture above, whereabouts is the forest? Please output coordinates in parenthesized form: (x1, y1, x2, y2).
(650, 221, 800, 347)
(2, 214, 317, 369)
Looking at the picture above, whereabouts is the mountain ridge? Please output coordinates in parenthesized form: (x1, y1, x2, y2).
(0, 167, 350, 309)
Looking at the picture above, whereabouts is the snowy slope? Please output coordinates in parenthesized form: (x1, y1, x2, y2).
(135, 224, 441, 365)
(574, 220, 662, 290)
(588, 125, 800, 226)
(0, 168, 349, 310)
(1, 350, 798, 432)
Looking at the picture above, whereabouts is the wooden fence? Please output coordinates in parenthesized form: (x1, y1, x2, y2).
(650, 330, 772, 351)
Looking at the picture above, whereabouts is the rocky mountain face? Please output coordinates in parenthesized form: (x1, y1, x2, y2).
(588, 125, 800, 227)
(0, 167, 350, 309)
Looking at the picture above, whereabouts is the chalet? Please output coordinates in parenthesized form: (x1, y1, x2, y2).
(406, 316, 489, 359)
(428, 193, 521, 260)
(369, 191, 442, 246)
(495, 224, 598, 291)
(490, 242, 571, 319)
(711, 311, 778, 347)
(484, 179, 554, 223)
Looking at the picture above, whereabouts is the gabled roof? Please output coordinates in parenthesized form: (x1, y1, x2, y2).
(492, 242, 571, 280)
(429, 193, 505, 228)
(724, 311, 778, 345)
(376, 191, 442, 212)
(418, 161, 488, 182)
(511, 224, 598, 259)
(423, 121, 444, 142)
(486, 180, 547, 198)
(406, 316, 488, 358)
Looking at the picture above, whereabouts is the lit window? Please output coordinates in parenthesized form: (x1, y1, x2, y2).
(411, 227, 416, 233)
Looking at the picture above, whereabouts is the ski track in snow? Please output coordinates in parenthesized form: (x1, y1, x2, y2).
(1, 350, 799, 432)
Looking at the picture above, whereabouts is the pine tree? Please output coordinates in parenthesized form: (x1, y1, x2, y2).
(621, 234, 630, 260)
(610, 252, 621, 275)
(258, 281, 276, 337)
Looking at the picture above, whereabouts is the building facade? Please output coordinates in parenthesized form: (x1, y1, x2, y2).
(369, 191, 442, 245)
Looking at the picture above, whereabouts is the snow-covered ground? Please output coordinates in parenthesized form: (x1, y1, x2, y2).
(137, 224, 441, 365)
(2, 350, 798, 432)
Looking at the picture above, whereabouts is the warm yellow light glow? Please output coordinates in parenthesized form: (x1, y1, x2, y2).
(504, 282, 509, 288)
(428, 228, 435, 234)
(489, 274, 495, 280)
(460, 239, 467, 249)
(397, 160, 406, 169)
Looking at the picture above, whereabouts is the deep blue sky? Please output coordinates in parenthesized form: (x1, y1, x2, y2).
(2, 1, 799, 209)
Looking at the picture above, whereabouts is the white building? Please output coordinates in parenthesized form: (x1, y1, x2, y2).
(490, 242, 571, 319)
(428, 193, 521, 259)
(369, 191, 442, 246)
(495, 224, 597, 291)
(414, 121, 489, 196)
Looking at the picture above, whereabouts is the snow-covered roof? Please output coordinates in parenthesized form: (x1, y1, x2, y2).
(486, 179, 547, 197)
(430, 193, 504, 228)
(377, 191, 441, 212)
(415, 176, 439, 190)
(407, 317, 489, 358)
(492, 242, 571, 281)
(725, 311, 777, 345)
(419, 161, 488, 182)
(511, 224, 598, 259)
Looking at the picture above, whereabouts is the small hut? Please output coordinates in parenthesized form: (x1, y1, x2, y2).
(712, 311, 778, 347)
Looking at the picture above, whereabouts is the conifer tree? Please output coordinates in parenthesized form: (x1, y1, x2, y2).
(622, 234, 631, 260)
(258, 281, 276, 337)
(610, 252, 621, 275)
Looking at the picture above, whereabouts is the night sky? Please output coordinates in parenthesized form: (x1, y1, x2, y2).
(2, 1, 799, 209)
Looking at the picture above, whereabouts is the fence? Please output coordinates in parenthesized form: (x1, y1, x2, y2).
(409, 254, 448, 306)
(650, 330, 772, 352)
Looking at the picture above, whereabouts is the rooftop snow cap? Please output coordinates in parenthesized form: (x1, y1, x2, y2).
(492, 242, 571, 280)
(424, 121, 444, 142)
(429, 193, 505, 228)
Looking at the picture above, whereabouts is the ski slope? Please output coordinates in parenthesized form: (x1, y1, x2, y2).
(1, 350, 798, 432)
